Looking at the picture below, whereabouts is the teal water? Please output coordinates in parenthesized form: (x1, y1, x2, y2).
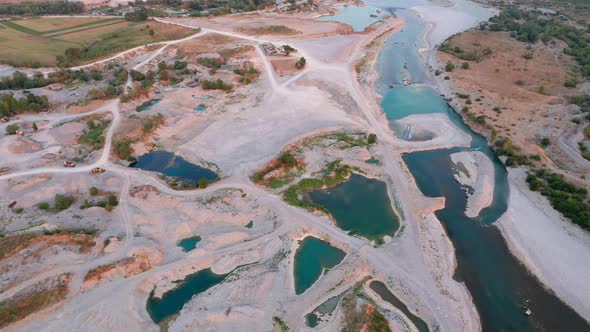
(146, 268, 226, 324)
(178, 236, 201, 252)
(370, 280, 430, 332)
(316, 5, 386, 32)
(365, 157, 380, 165)
(294, 237, 346, 295)
(195, 104, 206, 112)
(305, 289, 348, 327)
(308, 173, 399, 243)
(373, 3, 590, 331)
(136, 99, 161, 112)
(381, 85, 447, 121)
(131, 151, 218, 185)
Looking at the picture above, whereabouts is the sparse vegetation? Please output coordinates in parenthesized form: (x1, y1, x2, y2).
(5, 124, 19, 135)
(55, 194, 74, 211)
(272, 316, 290, 332)
(202, 79, 233, 91)
(78, 119, 111, 150)
(114, 139, 133, 160)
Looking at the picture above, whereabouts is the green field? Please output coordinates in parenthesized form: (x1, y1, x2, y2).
(0, 17, 196, 67)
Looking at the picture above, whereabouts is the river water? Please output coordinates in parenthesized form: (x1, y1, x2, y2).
(324, 0, 590, 330)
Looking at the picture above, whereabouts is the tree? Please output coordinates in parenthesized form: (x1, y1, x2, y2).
(368, 133, 377, 144)
(32, 122, 38, 131)
(295, 57, 306, 69)
(157, 61, 168, 72)
(89, 187, 99, 196)
(198, 178, 209, 188)
(149, 29, 155, 37)
(55, 194, 74, 211)
(125, 7, 149, 21)
(130, 70, 146, 81)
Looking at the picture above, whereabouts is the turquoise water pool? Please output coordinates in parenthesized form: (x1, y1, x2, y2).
(293, 236, 346, 295)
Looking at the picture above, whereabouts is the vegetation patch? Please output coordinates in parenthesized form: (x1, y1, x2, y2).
(237, 25, 300, 35)
(78, 119, 111, 150)
(340, 281, 391, 332)
(480, 6, 590, 78)
(252, 151, 305, 188)
(283, 160, 354, 214)
(526, 169, 590, 230)
(0, 275, 70, 328)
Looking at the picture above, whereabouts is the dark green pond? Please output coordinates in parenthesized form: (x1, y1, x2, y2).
(293, 236, 346, 295)
(146, 268, 227, 324)
(131, 150, 218, 185)
(308, 173, 399, 243)
(177, 236, 201, 252)
(370, 280, 429, 332)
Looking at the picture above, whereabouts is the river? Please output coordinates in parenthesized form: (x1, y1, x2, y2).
(366, 1, 590, 330)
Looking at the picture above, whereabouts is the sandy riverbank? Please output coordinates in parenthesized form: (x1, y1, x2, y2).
(497, 168, 590, 319)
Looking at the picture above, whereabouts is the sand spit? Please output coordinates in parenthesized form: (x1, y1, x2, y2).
(450, 151, 494, 218)
(394, 113, 472, 152)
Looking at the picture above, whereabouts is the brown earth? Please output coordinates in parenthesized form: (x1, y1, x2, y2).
(0, 233, 96, 261)
(439, 30, 578, 167)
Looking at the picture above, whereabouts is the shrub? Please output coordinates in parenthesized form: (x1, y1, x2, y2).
(368, 133, 377, 144)
(107, 194, 118, 206)
(541, 137, 550, 148)
(55, 194, 74, 211)
(114, 139, 133, 159)
(13, 207, 23, 214)
(295, 57, 306, 69)
(445, 62, 455, 72)
(5, 124, 19, 135)
(198, 178, 209, 188)
(201, 79, 232, 91)
(564, 80, 577, 88)
(38, 202, 49, 210)
(89, 187, 99, 196)
(461, 62, 470, 69)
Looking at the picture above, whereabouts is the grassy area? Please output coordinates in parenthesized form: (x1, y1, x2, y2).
(283, 160, 353, 213)
(78, 119, 111, 150)
(0, 17, 195, 67)
(0, 233, 37, 260)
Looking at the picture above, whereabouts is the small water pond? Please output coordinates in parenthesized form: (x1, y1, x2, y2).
(146, 268, 227, 324)
(294, 236, 346, 295)
(131, 151, 218, 185)
(136, 99, 161, 112)
(177, 236, 201, 252)
(195, 104, 206, 112)
(309, 173, 399, 244)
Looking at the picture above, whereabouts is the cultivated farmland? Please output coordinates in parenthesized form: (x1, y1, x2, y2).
(0, 17, 196, 67)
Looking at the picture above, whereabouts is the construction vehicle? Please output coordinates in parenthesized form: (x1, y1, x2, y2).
(63, 161, 76, 168)
(91, 167, 105, 175)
